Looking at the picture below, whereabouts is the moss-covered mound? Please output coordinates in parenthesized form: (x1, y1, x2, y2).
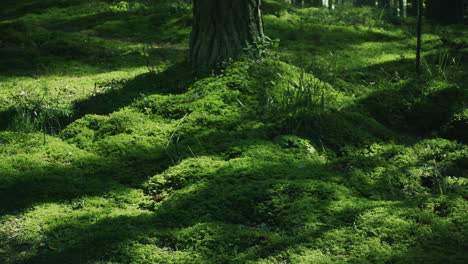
(1, 58, 467, 264)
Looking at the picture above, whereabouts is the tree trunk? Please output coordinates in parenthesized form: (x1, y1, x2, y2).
(189, 0, 265, 70)
(293, 0, 303, 7)
(392, 0, 399, 16)
(400, 0, 407, 18)
(416, 0, 422, 75)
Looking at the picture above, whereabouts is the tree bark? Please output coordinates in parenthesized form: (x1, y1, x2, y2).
(400, 0, 407, 18)
(189, 0, 265, 70)
(292, 0, 302, 7)
(416, 0, 422, 75)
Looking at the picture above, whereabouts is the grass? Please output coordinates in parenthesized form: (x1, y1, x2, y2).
(0, 1, 467, 263)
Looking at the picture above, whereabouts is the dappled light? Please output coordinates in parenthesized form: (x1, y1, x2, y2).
(1, 1, 467, 264)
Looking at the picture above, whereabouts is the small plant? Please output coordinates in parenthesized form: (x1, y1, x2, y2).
(309, 50, 341, 82)
(9, 87, 73, 142)
(282, 71, 326, 113)
(422, 48, 460, 80)
(94, 79, 127, 95)
(70, 199, 86, 210)
(245, 36, 280, 60)
(109, 1, 142, 12)
(264, 70, 329, 136)
(139, 44, 159, 74)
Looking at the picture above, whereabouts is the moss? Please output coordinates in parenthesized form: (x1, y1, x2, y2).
(343, 138, 467, 199)
(60, 110, 173, 152)
(274, 135, 317, 154)
(359, 79, 468, 135)
(263, 0, 289, 16)
(1, 2, 467, 264)
(133, 94, 193, 119)
(442, 108, 468, 143)
(4, 55, 467, 264)
(59, 114, 106, 149)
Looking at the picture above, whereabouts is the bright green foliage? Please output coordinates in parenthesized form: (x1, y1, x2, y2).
(0, 1, 467, 264)
(343, 139, 467, 198)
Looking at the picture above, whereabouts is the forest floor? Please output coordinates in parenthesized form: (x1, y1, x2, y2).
(0, 0, 467, 263)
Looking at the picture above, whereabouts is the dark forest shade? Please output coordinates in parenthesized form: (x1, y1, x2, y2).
(426, 0, 465, 24)
(189, 0, 265, 70)
(292, 0, 324, 8)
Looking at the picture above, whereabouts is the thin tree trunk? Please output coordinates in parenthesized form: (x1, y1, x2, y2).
(393, 0, 400, 16)
(416, 0, 422, 75)
(400, 0, 407, 18)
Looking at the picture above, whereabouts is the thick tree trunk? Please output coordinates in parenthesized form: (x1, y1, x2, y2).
(189, 0, 265, 70)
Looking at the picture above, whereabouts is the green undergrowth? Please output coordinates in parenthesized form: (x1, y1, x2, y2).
(1, 58, 467, 264)
(1, 1, 467, 264)
(0, 0, 190, 130)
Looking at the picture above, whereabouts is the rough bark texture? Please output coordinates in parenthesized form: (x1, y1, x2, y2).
(189, 0, 264, 70)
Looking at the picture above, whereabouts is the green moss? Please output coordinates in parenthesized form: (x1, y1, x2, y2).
(442, 108, 468, 143)
(263, 0, 289, 16)
(60, 110, 172, 151)
(343, 138, 467, 198)
(1, 2, 467, 264)
(360, 80, 468, 135)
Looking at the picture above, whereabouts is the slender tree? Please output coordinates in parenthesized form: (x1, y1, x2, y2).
(415, 0, 422, 75)
(391, 0, 399, 16)
(399, 0, 407, 17)
(189, 0, 265, 70)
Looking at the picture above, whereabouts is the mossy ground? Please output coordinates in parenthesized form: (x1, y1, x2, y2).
(1, 1, 467, 263)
